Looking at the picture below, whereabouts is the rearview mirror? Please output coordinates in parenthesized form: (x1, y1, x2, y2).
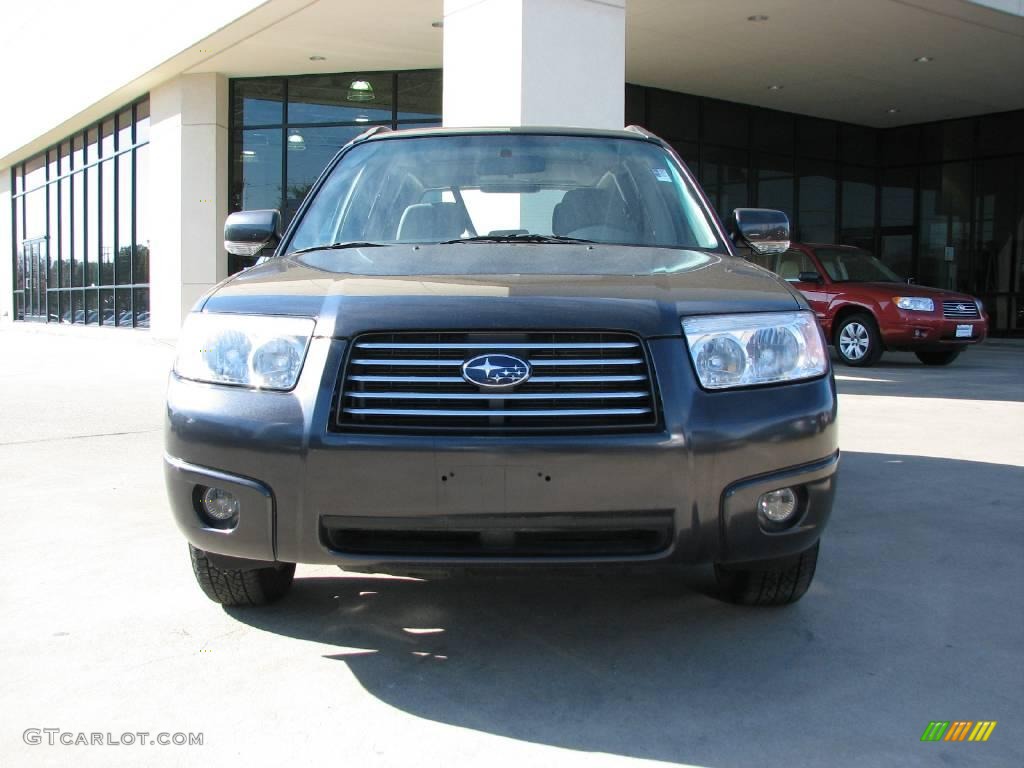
(730, 208, 790, 256)
(798, 271, 823, 284)
(224, 210, 282, 257)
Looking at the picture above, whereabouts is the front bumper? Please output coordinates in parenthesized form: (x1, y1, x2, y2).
(165, 336, 839, 568)
(882, 313, 988, 349)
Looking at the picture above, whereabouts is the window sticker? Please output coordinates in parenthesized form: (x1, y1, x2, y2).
(651, 167, 672, 182)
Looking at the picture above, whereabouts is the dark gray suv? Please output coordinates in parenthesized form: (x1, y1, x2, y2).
(165, 126, 838, 608)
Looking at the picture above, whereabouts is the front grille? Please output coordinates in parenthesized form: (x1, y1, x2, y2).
(942, 301, 980, 319)
(320, 512, 674, 557)
(334, 331, 658, 433)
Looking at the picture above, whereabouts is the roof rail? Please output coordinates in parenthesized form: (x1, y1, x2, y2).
(353, 125, 392, 142)
(624, 124, 662, 141)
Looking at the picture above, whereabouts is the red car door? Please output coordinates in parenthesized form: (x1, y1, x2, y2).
(776, 249, 831, 325)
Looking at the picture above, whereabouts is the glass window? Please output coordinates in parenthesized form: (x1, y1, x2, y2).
(977, 110, 1024, 157)
(72, 133, 84, 169)
(24, 154, 46, 192)
(882, 126, 919, 167)
(702, 99, 749, 148)
(101, 119, 115, 157)
(918, 162, 970, 290)
(798, 159, 836, 243)
(624, 84, 645, 127)
(287, 134, 723, 257)
(60, 177, 71, 287)
(135, 100, 150, 144)
(101, 160, 115, 285)
(701, 145, 749, 221)
(134, 288, 150, 327)
(86, 163, 99, 286)
(25, 188, 46, 239)
(232, 79, 283, 126)
(284, 125, 364, 222)
(973, 158, 1016, 316)
(288, 73, 393, 124)
(755, 153, 794, 220)
(753, 110, 794, 154)
(396, 70, 442, 121)
(231, 129, 282, 212)
(840, 165, 876, 250)
(921, 119, 973, 162)
(117, 153, 133, 283)
(134, 145, 149, 285)
(797, 118, 837, 160)
(117, 108, 133, 150)
(86, 127, 99, 164)
(841, 124, 877, 166)
(72, 173, 85, 287)
(647, 89, 699, 142)
(115, 289, 132, 327)
(881, 167, 915, 227)
(815, 247, 902, 282)
(48, 184, 59, 287)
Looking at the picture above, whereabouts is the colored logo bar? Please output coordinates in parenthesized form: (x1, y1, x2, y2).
(921, 721, 997, 742)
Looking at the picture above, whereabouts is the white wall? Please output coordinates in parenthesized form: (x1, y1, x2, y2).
(443, 0, 625, 129)
(148, 74, 229, 338)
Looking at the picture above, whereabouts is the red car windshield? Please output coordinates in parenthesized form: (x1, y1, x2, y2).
(815, 248, 903, 283)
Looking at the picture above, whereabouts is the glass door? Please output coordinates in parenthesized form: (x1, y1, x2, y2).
(19, 238, 49, 321)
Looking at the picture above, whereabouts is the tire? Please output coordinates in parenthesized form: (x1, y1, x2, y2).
(834, 313, 882, 367)
(915, 349, 961, 366)
(714, 541, 819, 606)
(189, 544, 295, 606)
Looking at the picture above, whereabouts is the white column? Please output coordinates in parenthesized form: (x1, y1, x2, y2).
(148, 73, 229, 338)
(0, 167, 11, 324)
(443, 0, 625, 129)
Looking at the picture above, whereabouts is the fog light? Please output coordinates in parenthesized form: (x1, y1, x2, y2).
(199, 486, 240, 528)
(757, 487, 798, 526)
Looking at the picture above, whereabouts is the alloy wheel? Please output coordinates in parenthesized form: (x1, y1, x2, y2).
(839, 322, 870, 361)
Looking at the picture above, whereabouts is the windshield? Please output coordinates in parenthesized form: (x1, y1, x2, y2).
(815, 248, 903, 283)
(285, 133, 722, 255)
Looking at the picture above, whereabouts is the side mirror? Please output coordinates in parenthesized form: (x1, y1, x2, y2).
(224, 210, 282, 257)
(798, 271, 823, 284)
(729, 208, 790, 256)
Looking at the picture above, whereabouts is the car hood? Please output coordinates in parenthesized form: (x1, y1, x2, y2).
(201, 244, 804, 338)
(835, 281, 978, 303)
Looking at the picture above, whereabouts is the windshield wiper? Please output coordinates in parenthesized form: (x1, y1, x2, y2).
(440, 234, 596, 245)
(289, 241, 391, 256)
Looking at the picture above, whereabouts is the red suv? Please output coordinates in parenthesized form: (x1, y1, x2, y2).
(750, 243, 988, 366)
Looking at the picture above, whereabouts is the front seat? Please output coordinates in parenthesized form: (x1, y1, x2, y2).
(397, 202, 467, 241)
(552, 188, 630, 237)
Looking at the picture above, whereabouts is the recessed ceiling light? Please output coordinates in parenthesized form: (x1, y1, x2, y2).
(309, 55, 326, 61)
(887, 107, 900, 114)
(431, 20, 443, 28)
(913, 56, 933, 63)
(767, 84, 784, 91)
(747, 14, 769, 21)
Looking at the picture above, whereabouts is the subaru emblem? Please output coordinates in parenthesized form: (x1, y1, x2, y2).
(462, 354, 531, 390)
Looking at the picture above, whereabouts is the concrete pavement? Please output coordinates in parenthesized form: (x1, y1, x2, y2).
(0, 324, 1021, 767)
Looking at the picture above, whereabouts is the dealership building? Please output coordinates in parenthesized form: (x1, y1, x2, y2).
(3, 0, 1023, 337)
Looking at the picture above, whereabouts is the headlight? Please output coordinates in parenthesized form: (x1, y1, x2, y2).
(174, 313, 315, 390)
(975, 299, 984, 314)
(893, 296, 934, 312)
(682, 311, 827, 390)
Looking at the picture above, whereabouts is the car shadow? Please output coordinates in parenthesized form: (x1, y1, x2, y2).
(227, 452, 1024, 767)
(831, 344, 1023, 402)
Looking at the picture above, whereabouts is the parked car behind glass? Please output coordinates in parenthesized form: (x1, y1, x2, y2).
(749, 243, 988, 366)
